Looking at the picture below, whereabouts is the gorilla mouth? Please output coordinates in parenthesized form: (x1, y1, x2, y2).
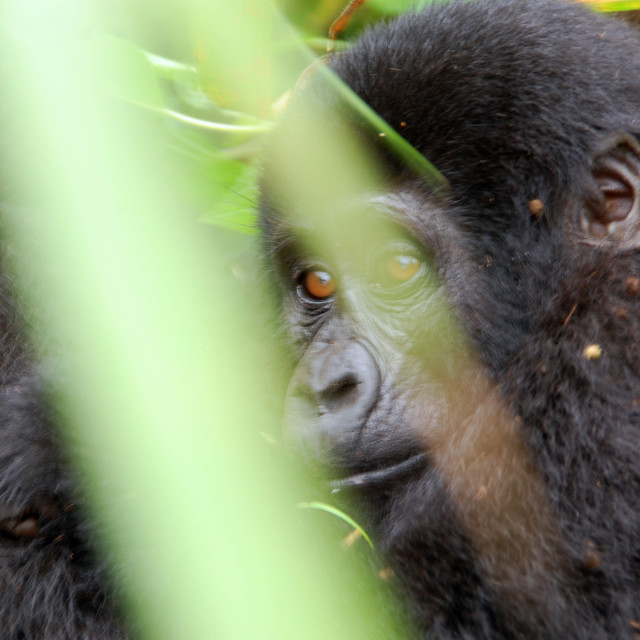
(330, 452, 427, 491)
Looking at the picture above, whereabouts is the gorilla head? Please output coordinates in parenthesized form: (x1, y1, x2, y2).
(260, 1, 640, 638)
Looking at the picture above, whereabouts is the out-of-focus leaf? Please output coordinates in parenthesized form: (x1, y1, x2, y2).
(581, 0, 640, 10)
(91, 34, 166, 108)
(192, 0, 284, 117)
(368, 0, 422, 13)
(200, 159, 259, 234)
(94, 37, 272, 148)
(312, 62, 449, 194)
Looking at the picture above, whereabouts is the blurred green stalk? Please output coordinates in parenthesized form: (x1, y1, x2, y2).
(1, 0, 404, 638)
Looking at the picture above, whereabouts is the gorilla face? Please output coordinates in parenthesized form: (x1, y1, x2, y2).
(267, 187, 479, 481)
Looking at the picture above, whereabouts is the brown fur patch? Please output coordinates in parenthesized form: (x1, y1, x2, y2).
(414, 364, 567, 619)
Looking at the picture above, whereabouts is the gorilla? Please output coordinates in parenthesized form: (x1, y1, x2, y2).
(260, 1, 640, 638)
(0, 233, 129, 638)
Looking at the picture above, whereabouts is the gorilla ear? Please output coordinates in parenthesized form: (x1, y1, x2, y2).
(580, 134, 640, 249)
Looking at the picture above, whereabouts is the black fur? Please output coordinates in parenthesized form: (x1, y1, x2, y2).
(261, 1, 640, 638)
(0, 238, 129, 639)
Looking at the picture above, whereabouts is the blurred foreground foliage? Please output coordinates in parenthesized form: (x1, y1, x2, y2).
(0, 1, 415, 639)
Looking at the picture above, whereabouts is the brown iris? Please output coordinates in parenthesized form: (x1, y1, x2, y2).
(302, 269, 336, 300)
(386, 255, 421, 283)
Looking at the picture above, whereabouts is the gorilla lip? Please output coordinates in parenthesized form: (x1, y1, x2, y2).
(330, 452, 427, 491)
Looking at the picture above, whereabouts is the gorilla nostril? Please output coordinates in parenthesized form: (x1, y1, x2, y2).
(284, 340, 380, 458)
(320, 375, 359, 412)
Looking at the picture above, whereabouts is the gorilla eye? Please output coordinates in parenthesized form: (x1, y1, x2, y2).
(386, 255, 421, 283)
(373, 252, 424, 293)
(300, 269, 336, 300)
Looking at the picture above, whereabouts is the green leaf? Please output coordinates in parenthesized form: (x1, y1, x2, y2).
(589, 1, 640, 10)
(314, 61, 450, 195)
(298, 501, 374, 549)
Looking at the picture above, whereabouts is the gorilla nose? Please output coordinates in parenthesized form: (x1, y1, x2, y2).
(284, 340, 380, 462)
